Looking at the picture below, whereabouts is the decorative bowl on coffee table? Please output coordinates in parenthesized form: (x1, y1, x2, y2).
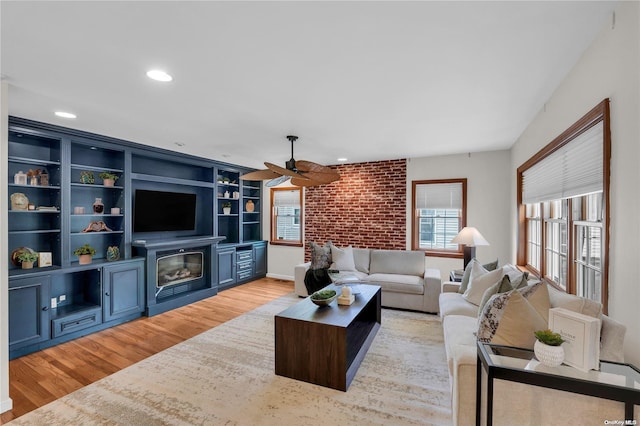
(310, 289, 337, 307)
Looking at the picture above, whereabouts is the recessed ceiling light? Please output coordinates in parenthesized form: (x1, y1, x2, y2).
(337, 158, 348, 162)
(55, 111, 76, 119)
(146, 69, 173, 82)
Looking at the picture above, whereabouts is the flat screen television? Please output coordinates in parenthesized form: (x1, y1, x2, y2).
(133, 189, 197, 232)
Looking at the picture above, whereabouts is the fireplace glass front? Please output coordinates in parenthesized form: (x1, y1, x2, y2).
(156, 251, 204, 288)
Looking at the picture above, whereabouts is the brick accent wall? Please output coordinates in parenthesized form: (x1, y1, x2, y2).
(304, 159, 406, 260)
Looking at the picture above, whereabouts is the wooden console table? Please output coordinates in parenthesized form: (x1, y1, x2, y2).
(274, 284, 381, 391)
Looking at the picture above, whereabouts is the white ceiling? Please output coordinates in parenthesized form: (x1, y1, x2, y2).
(1, 1, 616, 169)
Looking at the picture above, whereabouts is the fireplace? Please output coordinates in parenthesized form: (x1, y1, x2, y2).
(132, 236, 225, 316)
(156, 251, 203, 288)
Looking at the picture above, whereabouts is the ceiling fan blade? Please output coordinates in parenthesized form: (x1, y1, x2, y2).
(295, 160, 338, 175)
(300, 171, 340, 184)
(240, 169, 282, 180)
(266, 175, 291, 187)
(291, 177, 322, 187)
(264, 162, 307, 179)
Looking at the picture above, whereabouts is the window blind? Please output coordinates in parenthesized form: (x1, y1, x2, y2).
(522, 121, 603, 204)
(273, 189, 300, 207)
(415, 182, 462, 210)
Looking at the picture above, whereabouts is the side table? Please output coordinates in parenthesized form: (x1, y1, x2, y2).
(450, 269, 464, 282)
(476, 342, 640, 425)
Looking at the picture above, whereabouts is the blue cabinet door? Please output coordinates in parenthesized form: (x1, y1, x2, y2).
(9, 275, 51, 351)
(253, 242, 267, 277)
(217, 248, 236, 287)
(103, 259, 145, 322)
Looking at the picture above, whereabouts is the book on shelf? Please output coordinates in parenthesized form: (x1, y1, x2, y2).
(548, 307, 601, 372)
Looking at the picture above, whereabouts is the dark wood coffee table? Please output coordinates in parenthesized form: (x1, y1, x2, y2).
(274, 284, 381, 391)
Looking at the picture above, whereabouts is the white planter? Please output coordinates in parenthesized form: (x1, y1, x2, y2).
(534, 340, 565, 367)
(223, 207, 231, 215)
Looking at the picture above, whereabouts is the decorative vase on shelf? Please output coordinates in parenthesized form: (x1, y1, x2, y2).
(534, 340, 565, 367)
(246, 200, 255, 212)
(106, 246, 120, 262)
(224, 190, 230, 198)
(93, 198, 104, 214)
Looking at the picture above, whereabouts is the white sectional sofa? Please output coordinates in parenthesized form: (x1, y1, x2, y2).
(294, 248, 441, 313)
(439, 267, 628, 425)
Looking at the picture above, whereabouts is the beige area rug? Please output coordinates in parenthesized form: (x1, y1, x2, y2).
(9, 293, 451, 426)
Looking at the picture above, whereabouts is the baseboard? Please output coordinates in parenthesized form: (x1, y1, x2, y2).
(266, 273, 294, 282)
(0, 397, 13, 413)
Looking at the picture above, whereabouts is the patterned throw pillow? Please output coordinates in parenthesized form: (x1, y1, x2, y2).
(477, 272, 530, 314)
(309, 241, 332, 270)
(477, 281, 550, 350)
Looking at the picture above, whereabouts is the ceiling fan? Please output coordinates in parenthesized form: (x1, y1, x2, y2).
(240, 135, 340, 187)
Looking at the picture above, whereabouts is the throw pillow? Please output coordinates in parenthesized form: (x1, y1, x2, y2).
(330, 245, 357, 271)
(457, 259, 477, 294)
(477, 281, 551, 349)
(458, 258, 499, 294)
(477, 275, 514, 314)
(462, 263, 504, 306)
(309, 241, 332, 270)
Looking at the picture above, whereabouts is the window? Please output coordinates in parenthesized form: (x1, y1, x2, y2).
(270, 187, 303, 246)
(412, 179, 466, 257)
(517, 99, 610, 312)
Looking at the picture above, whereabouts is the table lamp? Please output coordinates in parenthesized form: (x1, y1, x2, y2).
(450, 227, 490, 269)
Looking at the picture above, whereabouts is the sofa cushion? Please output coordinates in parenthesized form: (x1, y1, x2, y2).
(458, 258, 499, 294)
(478, 275, 513, 313)
(477, 282, 550, 349)
(547, 285, 602, 319)
(309, 241, 332, 269)
(442, 314, 478, 374)
(462, 264, 504, 306)
(367, 273, 424, 294)
(369, 250, 424, 277)
(330, 245, 357, 271)
(439, 292, 479, 318)
(352, 248, 371, 274)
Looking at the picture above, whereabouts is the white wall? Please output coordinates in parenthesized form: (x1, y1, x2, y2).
(1, 81, 13, 412)
(263, 182, 305, 281)
(510, 1, 640, 365)
(406, 150, 512, 282)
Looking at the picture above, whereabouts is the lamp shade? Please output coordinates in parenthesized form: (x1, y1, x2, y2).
(450, 227, 489, 247)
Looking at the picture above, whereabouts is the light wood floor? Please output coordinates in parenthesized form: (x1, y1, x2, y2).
(0, 277, 294, 423)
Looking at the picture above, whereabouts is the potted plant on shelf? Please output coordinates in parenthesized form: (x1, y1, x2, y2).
(73, 244, 97, 265)
(17, 251, 39, 269)
(222, 202, 232, 215)
(533, 329, 565, 367)
(98, 172, 119, 187)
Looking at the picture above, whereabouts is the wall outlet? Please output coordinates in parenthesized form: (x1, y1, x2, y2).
(59, 294, 66, 302)
(51, 297, 57, 309)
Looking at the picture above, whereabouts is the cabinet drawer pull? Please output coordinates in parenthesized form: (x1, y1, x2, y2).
(42, 306, 49, 311)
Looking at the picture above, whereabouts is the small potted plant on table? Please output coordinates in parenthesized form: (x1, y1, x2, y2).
(17, 251, 39, 269)
(74, 244, 97, 265)
(533, 329, 565, 367)
(98, 172, 119, 187)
